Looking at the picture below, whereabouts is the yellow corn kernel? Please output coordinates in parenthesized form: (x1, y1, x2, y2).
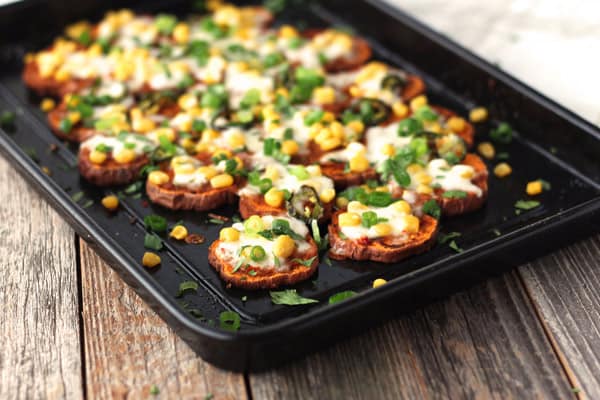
(264, 188, 284, 207)
(328, 122, 344, 139)
(279, 25, 298, 38)
(409, 95, 428, 111)
(426, 122, 442, 134)
(319, 137, 342, 152)
(348, 85, 363, 98)
(381, 143, 396, 157)
(197, 166, 218, 180)
(212, 148, 232, 159)
(320, 188, 336, 203)
(87, 43, 103, 57)
(469, 107, 488, 123)
(416, 184, 433, 195)
(203, 128, 221, 141)
(347, 200, 368, 213)
(281, 140, 299, 156)
(261, 166, 279, 182)
(306, 165, 322, 176)
(219, 227, 240, 242)
(392, 102, 409, 118)
(477, 141, 495, 160)
(446, 116, 466, 132)
(180, 137, 195, 151)
(148, 170, 170, 185)
(373, 278, 387, 288)
(178, 93, 197, 110)
(113, 148, 136, 164)
(210, 173, 234, 189)
(54, 68, 70, 82)
(173, 23, 190, 44)
(494, 162, 512, 178)
(338, 212, 361, 227)
(133, 118, 156, 134)
(114, 61, 133, 81)
(460, 168, 474, 179)
(373, 223, 392, 237)
(273, 235, 296, 258)
(347, 120, 365, 135)
(142, 252, 161, 268)
(227, 131, 246, 149)
(336, 197, 349, 209)
(89, 150, 107, 164)
(406, 163, 423, 175)
(403, 215, 420, 233)
(40, 98, 56, 112)
(101, 195, 119, 211)
(170, 225, 188, 240)
(349, 155, 370, 173)
(275, 87, 289, 98)
(391, 200, 411, 214)
(65, 20, 91, 40)
(414, 172, 433, 185)
(312, 86, 336, 105)
(526, 180, 543, 196)
(322, 111, 335, 123)
(355, 61, 387, 84)
(174, 163, 195, 175)
(67, 111, 81, 124)
(156, 127, 176, 143)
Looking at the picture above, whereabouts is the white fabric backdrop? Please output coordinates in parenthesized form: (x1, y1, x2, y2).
(386, 0, 600, 126)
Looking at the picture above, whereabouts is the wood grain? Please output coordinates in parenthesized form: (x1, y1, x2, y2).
(249, 271, 574, 400)
(519, 234, 600, 399)
(0, 157, 83, 400)
(78, 240, 247, 400)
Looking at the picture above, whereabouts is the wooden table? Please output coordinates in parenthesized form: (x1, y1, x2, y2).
(2, 2, 600, 399)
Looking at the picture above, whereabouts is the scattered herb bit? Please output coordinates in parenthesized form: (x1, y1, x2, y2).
(0, 110, 16, 129)
(438, 232, 461, 244)
(241, 296, 247, 302)
(496, 152, 510, 160)
(270, 289, 318, 305)
(208, 218, 225, 225)
(324, 256, 332, 266)
(189, 309, 204, 319)
(490, 122, 513, 144)
(291, 256, 317, 267)
(176, 280, 199, 297)
(549, 146, 558, 154)
(124, 181, 144, 195)
(422, 199, 441, 219)
(219, 311, 241, 331)
(23, 147, 39, 162)
(144, 233, 163, 251)
(149, 384, 160, 395)
(144, 214, 168, 233)
(442, 190, 467, 199)
(328, 290, 356, 304)
(491, 228, 501, 236)
(264, 0, 286, 13)
(82, 199, 94, 209)
(448, 240, 463, 253)
(515, 200, 541, 211)
(204, 393, 214, 400)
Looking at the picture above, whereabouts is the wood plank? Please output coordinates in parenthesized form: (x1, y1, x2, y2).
(78, 240, 247, 400)
(519, 234, 600, 399)
(0, 157, 83, 400)
(249, 271, 573, 400)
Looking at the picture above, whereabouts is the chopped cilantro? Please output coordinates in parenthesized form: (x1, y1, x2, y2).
(270, 289, 318, 305)
(329, 291, 356, 304)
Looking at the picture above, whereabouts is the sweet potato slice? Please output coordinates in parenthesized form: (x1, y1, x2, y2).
(319, 162, 378, 190)
(437, 153, 488, 216)
(328, 212, 438, 263)
(208, 234, 318, 290)
(22, 61, 95, 97)
(78, 148, 149, 186)
(302, 29, 372, 73)
(47, 103, 97, 143)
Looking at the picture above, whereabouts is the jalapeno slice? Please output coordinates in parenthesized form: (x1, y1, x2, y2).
(287, 185, 324, 223)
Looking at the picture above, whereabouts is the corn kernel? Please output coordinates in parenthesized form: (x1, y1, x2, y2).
(392, 102, 409, 118)
(347, 120, 365, 135)
(227, 131, 246, 149)
(329, 122, 345, 139)
(113, 148, 136, 164)
(174, 164, 195, 175)
(494, 162, 512, 178)
(338, 212, 361, 227)
(89, 150, 107, 164)
(178, 93, 197, 111)
(526, 180, 543, 196)
(477, 141, 495, 160)
(263, 165, 279, 182)
(67, 112, 81, 124)
(170, 225, 188, 240)
(87, 43, 103, 57)
(322, 112, 335, 123)
(132, 117, 156, 133)
(40, 98, 56, 112)
(391, 200, 411, 214)
(381, 143, 396, 157)
(273, 235, 296, 258)
(347, 200, 368, 213)
(142, 252, 161, 268)
(469, 107, 488, 123)
(373, 278, 387, 288)
(446, 116, 466, 132)
(349, 155, 370, 173)
(336, 197, 349, 209)
(279, 25, 298, 38)
(54, 68, 70, 82)
(409, 95, 428, 111)
(320, 188, 336, 203)
(406, 163, 423, 175)
(264, 188, 284, 208)
(173, 23, 190, 44)
(373, 223, 392, 236)
(275, 87, 289, 98)
(312, 86, 336, 105)
(220, 227, 240, 242)
(210, 173, 234, 189)
(416, 184, 433, 194)
(319, 137, 342, 152)
(281, 140, 299, 156)
(426, 122, 442, 134)
(414, 172, 433, 185)
(198, 166, 218, 179)
(355, 61, 387, 84)
(148, 170, 170, 185)
(348, 85, 363, 98)
(101, 195, 119, 211)
(403, 215, 420, 233)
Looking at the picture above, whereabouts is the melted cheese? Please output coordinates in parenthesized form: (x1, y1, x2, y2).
(427, 159, 482, 196)
(340, 202, 414, 240)
(320, 141, 366, 163)
(81, 133, 156, 156)
(365, 122, 412, 163)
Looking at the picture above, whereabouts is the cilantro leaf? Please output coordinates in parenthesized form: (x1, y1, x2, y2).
(270, 289, 318, 305)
